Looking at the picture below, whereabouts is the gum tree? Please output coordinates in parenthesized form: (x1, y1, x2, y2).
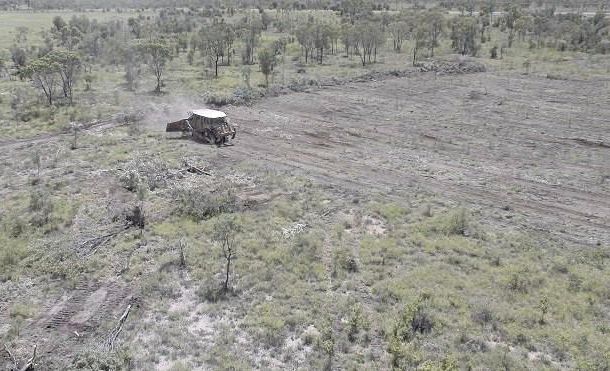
(212, 215, 242, 293)
(138, 40, 172, 93)
(21, 55, 61, 105)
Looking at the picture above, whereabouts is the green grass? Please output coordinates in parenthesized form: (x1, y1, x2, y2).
(0, 10, 148, 48)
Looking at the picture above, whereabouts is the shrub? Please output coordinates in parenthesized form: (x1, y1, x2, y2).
(490, 45, 498, 59)
(471, 304, 494, 327)
(72, 348, 133, 370)
(506, 270, 530, 293)
(177, 186, 237, 220)
(347, 303, 368, 342)
(232, 87, 259, 104)
(205, 93, 234, 106)
(118, 154, 170, 192)
(197, 282, 226, 303)
(29, 189, 54, 227)
(419, 356, 459, 371)
(333, 246, 358, 275)
(392, 294, 434, 344)
(421, 208, 470, 236)
(248, 303, 286, 349)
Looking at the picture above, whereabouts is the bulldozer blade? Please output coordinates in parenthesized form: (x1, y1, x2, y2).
(166, 119, 189, 132)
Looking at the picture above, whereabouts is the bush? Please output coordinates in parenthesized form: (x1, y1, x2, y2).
(232, 87, 260, 104)
(333, 246, 358, 274)
(506, 269, 530, 293)
(490, 45, 498, 59)
(347, 303, 368, 342)
(391, 294, 434, 344)
(471, 304, 494, 327)
(205, 93, 234, 106)
(118, 154, 170, 192)
(177, 186, 237, 220)
(72, 348, 133, 370)
(197, 282, 226, 303)
(421, 208, 470, 236)
(29, 189, 54, 227)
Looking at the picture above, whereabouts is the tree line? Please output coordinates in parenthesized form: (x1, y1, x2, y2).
(2, 1, 608, 106)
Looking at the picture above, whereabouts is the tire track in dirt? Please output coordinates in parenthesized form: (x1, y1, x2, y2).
(21, 280, 134, 368)
(227, 72, 610, 246)
(232, 135, 607, 249)
(0, 114, 134, 151)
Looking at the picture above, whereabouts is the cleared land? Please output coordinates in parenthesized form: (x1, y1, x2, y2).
(1, 67, 609, 370)
(226, 71, 610, 246)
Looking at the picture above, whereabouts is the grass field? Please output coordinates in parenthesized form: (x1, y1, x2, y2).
(0, 10, 145, 46)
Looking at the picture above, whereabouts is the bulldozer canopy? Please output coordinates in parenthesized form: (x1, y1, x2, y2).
(190, 109, 226, 119)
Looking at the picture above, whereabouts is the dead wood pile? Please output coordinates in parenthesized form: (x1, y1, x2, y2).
(416, 60, 487, 74)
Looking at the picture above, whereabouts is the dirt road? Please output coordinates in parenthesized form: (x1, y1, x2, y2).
(224, 72, 610, 246)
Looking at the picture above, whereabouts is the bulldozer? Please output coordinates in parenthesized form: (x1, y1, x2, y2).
(166, 109, 236, 145)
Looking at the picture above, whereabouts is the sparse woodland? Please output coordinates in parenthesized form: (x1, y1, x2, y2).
(0, 0, 609, 370)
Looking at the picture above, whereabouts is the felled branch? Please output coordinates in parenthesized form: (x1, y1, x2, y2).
(3, 344, 17, 370)
(3, 344, 37, 371)
(19, 345, 36, 371)
(181, 159, 211, 176)
(106, 304, 132, 351)
(81, 230, 123, 257)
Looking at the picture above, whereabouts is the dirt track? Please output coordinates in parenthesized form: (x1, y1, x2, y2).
(224, 71, 610, 247)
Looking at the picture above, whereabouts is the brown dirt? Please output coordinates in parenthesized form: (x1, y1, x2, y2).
(11, 280, 133, 369)
(222, 71, 609, 247)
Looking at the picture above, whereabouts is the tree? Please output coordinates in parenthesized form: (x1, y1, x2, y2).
(425, 9, 445, 57)
(341, 24, 358, 57)
(258, 47, 276, 87)
(127, 17, 142, 38)
(462, 0, 476, 16)
(52, 15, 67, 34)
(483, 0, 496, 26)
(340, 0, 373, 25)
(450, 17, 479, 56)
(138, 40, 172, 93)
(515, 16, 534, 42)
(0, 53, 6, 78)
(412, 25, 428, 66)
(313, 20, 332, 64)
(223, 23, 236, 66)
(51, 16, 82, 51)
(21, 55, 61, 105)
(10, 46, 27, 71)
(260, 9, 272, 31)
(296, 23, 315, 63)
(200, 21, 228, 78)
(47, 50, 81, 104)
(212, 215, 241, 293)
(388, 21, 410, 52)
(239, 15, 262, 64)
(123, 45, 141, 91)
(503, 5, 522, 47)
(15, 26, 29, 44)
(355, 22, 384, 66)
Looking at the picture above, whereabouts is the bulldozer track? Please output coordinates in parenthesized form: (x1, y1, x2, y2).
(226, 71, 610, 247)
(20, 279, 133, 362)
(0, 113, 136, 150)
